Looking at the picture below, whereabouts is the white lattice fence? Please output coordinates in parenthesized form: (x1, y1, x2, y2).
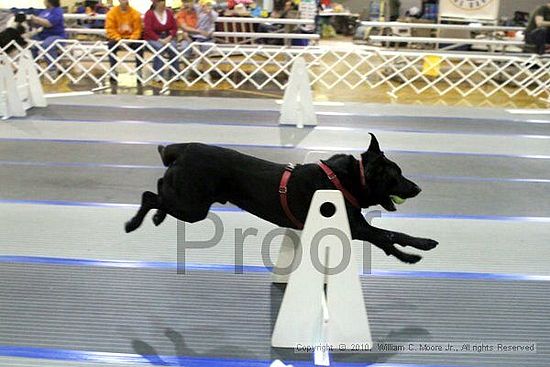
(1, 39, 549, 100)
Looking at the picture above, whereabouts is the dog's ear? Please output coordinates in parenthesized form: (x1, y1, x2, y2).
(368, 133, 382, 154)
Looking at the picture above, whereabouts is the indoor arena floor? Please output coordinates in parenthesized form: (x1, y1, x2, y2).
(1, 95, 550, 367)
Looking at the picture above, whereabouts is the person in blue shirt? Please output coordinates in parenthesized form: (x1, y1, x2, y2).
(29, 0, 66, 73)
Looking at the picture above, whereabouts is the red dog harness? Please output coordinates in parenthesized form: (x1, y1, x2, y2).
(279, 159, 366, 229)
(279, 164, 303, 229)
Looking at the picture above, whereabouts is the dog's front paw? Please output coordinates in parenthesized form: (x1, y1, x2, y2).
(152, 211, 166, 226)
(396, 252, 422, 264)
(411, 238, 438, 251)
(381, 245, 423, 264)
(125, 219, 139, 233)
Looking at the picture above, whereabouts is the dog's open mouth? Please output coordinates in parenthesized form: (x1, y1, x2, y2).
(381, 195, 406, 211)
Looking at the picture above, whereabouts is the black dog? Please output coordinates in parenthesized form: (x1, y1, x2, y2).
(0, 12, 35, 55)
(126, 134, 438, 263)
(0, 14, 27, 54)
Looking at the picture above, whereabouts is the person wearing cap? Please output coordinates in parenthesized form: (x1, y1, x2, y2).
(192, 0, 218, 83)
(176, 0, 202, 54)
(105, 0, 143, 82)
(194, 0, 218, 42)
(143, 0, 180, 78)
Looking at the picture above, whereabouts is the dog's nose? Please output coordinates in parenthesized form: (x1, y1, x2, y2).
(412, 184, 422, 196)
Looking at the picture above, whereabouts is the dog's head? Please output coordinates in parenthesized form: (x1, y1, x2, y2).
(5, 13, 29, 35)
(361, 133, 421, 211)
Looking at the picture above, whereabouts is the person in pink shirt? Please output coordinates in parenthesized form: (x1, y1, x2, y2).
(143, 0, 180, 78)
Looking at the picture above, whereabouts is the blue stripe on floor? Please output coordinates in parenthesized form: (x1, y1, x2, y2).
(409, 174, 550, 184)
(0, 198, 139, 208)
(2, 198, 550, 222)
(2, 256, 550, 281)
(0, 345, 479, 367)
(0, 160, 163, 170)
(381, 213, 550, 222)
(0, 346, 311, 366)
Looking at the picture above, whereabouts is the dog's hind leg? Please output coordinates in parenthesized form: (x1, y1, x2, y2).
(152, 210, 167, 226)
(125, 191, 160, 233)
(152, 178, 167, 226)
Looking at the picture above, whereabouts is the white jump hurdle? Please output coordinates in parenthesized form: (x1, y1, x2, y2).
(0, 50, 47, 119)
(0, 54, 24, 118)
(272, 151, 371, 284)
(271, 190, 372, 365)
(279, 57, 317, 128)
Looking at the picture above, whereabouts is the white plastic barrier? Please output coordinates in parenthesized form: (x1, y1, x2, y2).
(63, 13, 315, 25)
(0, 55, 25, 118)
(2, 39, 549, 102)
(0, 50, 47, 119)
(63, 13, 318, 43)
(279, 57, 317, 128)
(272, 150, 371, 284)
(64, 28, 320, 41)
(360, 21, 524, 32)
(369, 35, 524, 47)
(271, 190, 372, 364)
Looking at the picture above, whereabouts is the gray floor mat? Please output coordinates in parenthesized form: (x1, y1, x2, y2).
(1, 164, 549, 217)
(0, 263, 548, 366)
(26, 105, 550, 136)
(2, 141, 550, 180)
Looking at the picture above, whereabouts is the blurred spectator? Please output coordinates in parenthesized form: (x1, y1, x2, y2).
(525, 3, 550, 55)
(75, 0, 108, 28)
(194, 0, 218, 43)
(105, 0, 143, 81)
(271, 0, 295, 19)
(249, 2, 262, 17)
(510, 11, 530, 27)
(420, 0, 437, 20)
(389, 0, 400, 21)
(75, 1, 92, 27)
(176, 0, 202, 38)
(177, 0, 198, 31)
(177, 0, 206, 54)
(194, 0, 218, 83)
(92, 0, 111, 28)
(405, 6, 421, 18)
(30, 0, 66, 71)
(257, 0, 294, 44)
(143, 0, 180, 78)
(95, 1, 111, 13)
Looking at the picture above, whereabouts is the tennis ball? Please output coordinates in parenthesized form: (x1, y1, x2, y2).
(390, 195, 406, 205)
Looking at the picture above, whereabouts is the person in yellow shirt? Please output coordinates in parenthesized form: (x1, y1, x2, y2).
(105, 0, 143, 82)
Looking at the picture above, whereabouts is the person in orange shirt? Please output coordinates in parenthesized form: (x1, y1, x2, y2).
(176, 0, 198, 31)
(105, 0, 143, 82)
